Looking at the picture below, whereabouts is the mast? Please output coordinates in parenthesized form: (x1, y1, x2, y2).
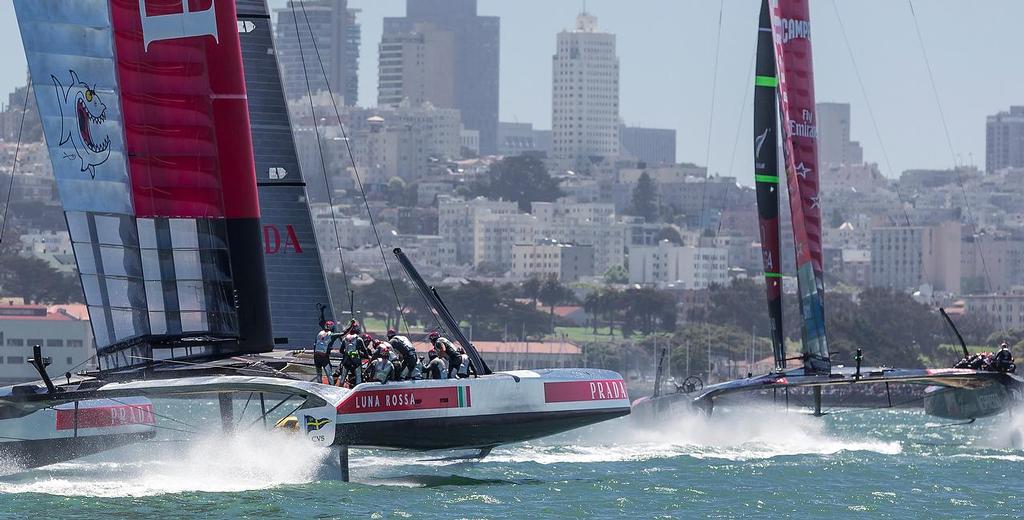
(754, 0, 786, 371)
(771, 0, 830, 374)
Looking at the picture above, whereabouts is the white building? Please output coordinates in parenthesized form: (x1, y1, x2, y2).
(473, 213, 538, 270)
(511, 241, 595, 282)
(0, 304, 94, 384)
(628, 240, 728, 289)
(870, 222, 961, 293)
(438, 196, 520, 265)
(551, 12, 620, 171)
(531, 201, 626, 274)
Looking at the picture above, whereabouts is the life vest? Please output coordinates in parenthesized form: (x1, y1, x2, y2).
(314, 330, 332, 354)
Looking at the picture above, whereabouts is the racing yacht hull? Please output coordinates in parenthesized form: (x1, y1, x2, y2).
(333, 369, 631, 449)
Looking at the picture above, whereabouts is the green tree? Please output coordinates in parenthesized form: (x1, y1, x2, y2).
(538, 276, 576, 323)
(385, 176, 407, 206)
(0, 256, 81, 304)
(630, 171, 659, 222)
(473, 155, 562, 212)
(603, 265, 628, 285)
(522, 276, 543, 307)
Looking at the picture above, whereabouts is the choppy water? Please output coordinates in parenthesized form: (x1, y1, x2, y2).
(2, 405, 1023, 519)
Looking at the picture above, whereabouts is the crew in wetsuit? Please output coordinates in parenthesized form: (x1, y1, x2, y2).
(423, 350, 448, 380)
(336, 323, 368, 387)
(993, 342, 1016, 373)
(313, 321, 343, 384)
(387, 328, 417, 380)
(429, 331, 461, 379)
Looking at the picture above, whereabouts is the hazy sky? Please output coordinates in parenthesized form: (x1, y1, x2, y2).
(1, 1, 1022, 182)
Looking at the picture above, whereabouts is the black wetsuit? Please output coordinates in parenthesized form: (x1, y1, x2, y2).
(994, 347, 1015, 373)
(389, 335, 417, 379)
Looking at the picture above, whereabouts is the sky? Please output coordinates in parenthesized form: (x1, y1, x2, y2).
(1, 1, 1022, 183)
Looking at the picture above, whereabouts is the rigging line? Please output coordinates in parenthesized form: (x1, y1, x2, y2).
(697, 0, 725, 234)
(716, 42, 757, 238)
(235, 392, 254, 426)
(101, 396, 200, 433)
(296, 0, 411, 337)
(907, 0, 996, 299)
(0, 82, 31, 246)
(288, 1, 352, 308)
(831, 0, 909, 228)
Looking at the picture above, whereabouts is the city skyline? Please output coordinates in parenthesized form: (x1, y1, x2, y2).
(0, 1, 1022, 180)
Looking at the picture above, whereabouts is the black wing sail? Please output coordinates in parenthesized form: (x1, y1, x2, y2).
(237, 0, 335, 348)
(754, 0, 785, 370)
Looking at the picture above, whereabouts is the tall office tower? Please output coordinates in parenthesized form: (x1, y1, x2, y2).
(275, 0, 360, 105)
(816, 102, 863, 166)
(377, 23, 456, 108)
(986, 106, 1024, 172)
(551, 12, 620, 172)
(383, 0, 499, 154)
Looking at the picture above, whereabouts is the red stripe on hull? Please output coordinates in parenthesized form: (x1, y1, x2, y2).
(55, 404, 156, 431)
(337, 386, 464, 414)
(544, 380, 629, 403)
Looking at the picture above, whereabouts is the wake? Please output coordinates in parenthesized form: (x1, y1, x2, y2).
(0, 429, 331, 497)
(488, 406, 901, 465)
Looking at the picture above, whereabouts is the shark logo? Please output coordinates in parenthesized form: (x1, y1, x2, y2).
(52, 71, 111, 178)
(305, 415, 330, 433)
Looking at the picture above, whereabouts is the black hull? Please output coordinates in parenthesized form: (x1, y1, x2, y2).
(0, 432, 156, 471)
(335, 408, 630, 450)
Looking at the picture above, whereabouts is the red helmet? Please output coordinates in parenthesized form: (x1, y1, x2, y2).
(387, 328, 397, 338)
(324, 320, 335, 330)
(428, 331, 440, 341)
(351, 323, 362, 334)
(361, 333, 373, 343)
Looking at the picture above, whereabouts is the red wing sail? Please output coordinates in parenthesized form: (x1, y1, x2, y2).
(772, 0, 829, 374)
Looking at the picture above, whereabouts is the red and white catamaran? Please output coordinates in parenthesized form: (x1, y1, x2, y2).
(0, 0, 629, 477)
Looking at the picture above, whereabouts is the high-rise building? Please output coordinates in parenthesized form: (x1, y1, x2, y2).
(377, 23, 456, 108)
(274, 0, 360, 105)
(986, 106, 1024, 172)
(551, 12, 620, 172)
(816, 102, 862, 167)
(383, 0, 500, 154)
(620, 125, 676, 165)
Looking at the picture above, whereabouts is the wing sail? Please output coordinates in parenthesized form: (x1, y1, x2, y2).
(772, 0, 829, 374)
(236, 0, 335, 348)
(754, 0, 785, 370)
(15, 0, 272, 369)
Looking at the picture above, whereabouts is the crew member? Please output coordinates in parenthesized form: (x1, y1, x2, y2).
(313, 321, 343, 384)
(336, 323, 367, 387)
(423, 350, 448, 380)
(429, 331, 461, 379)
(387, 328, 417, 380)
(455, 345, 471, 378)
(994, 342, 1016, 373)
(372, 345, 395, 383)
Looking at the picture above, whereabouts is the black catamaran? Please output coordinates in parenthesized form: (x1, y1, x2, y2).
(0, 0, 630, 478)
(634, 0, 1024, 421)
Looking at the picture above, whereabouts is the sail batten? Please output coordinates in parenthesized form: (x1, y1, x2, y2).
(771, 0, 829, 374)
(754, 0, 786, 371)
